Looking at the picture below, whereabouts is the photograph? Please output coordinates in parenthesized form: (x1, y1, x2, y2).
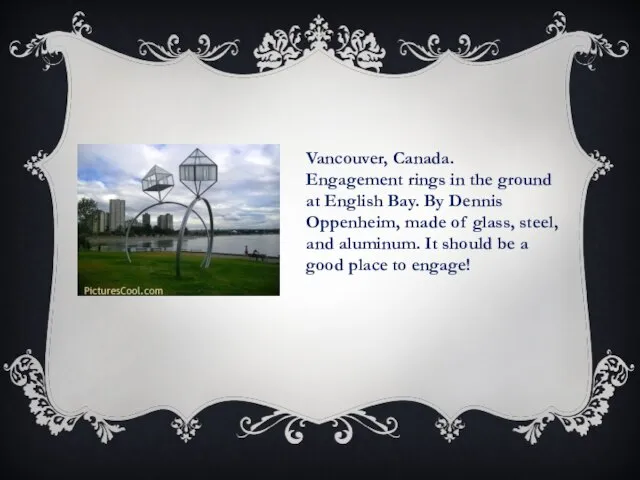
(77, 144, 280, 296)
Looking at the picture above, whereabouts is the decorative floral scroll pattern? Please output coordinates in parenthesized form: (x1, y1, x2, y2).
(238, 409, 399, 445)
(9, 11, 92, 71)
(590, 150, 614, 181)
(254, 15, 386, 72)
(24, 150, 48, 181)
(6, 10, 633, 448)
(171, 417, 202, 443)
(398, 34, 499, 63)
(546, 11, 629, 71)
(435, 417, 465, 443)
(5, 348, 632, 445)
(513, 350, 634, 445)
(138, 34, 239, 63)
(4, 350, 125, 444)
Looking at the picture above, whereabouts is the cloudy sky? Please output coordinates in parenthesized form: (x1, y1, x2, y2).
(77, 144, 280, 230)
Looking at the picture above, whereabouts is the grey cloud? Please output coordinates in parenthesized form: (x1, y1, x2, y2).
(77, 143, 280, 229)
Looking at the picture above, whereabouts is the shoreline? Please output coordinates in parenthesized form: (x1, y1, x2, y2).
(88, 233, 279, 243)
(86, 235, 280, 259)
(89, 235, 194, 243)
(81, 250, 279, 263)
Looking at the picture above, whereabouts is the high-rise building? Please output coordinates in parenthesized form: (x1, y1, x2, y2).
(109, 199, 125, 232)
(92, 210, 107, 233)
(142, 213, 151, 226)
(156, 213, 174, 231)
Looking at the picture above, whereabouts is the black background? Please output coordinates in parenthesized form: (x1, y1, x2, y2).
(1, 1, 638, 478)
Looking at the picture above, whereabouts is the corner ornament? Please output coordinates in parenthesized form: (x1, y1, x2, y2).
(9, 11, 92, 71)
(546, 11, 629, 71)
(513, 350, 634, 445)
(254, 15, 386, 73)
(4, 350, 125, 444)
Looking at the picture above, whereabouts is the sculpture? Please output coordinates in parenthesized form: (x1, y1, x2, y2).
(124, 148, 218, 277)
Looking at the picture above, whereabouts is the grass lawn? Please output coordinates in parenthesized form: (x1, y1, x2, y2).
(78, 251, 279, 296)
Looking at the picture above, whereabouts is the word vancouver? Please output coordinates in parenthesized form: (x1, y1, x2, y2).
(306, 151, 450, 166)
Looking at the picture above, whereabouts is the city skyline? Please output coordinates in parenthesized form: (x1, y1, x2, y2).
(77, 144, 280, 230)
(88, 200, 175, 234)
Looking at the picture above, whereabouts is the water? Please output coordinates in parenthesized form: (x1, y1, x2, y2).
(96, 234, 280, 257)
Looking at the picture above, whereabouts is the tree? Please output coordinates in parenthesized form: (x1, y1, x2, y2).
(78, 198, 99, 235)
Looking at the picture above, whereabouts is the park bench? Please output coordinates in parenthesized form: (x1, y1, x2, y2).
(248, 251, 266, 262)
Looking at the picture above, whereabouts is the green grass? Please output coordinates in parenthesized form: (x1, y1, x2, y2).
(78, 251, 279, 296)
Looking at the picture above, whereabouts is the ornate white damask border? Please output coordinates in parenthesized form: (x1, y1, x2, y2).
(9, 11, 92, 71)
(4, 350, 125, 444)
(398, 10, 630, 70)
(11, 11, 626, 184)
(4, 349, 633, 444)
(9, 11, 630, 73)
(238, 409, 399, 445)
(24, 150, 48, 181)
(252, 15, 386, 72)
(398, 34, 500, 63)
(3, 349, 401, 445)
(513, 351, 634, 444)
(7, 11, 632, 445)
(544, 11, 629, 71)
(589, 150, 614, 181)
(138, 35, 239, 63)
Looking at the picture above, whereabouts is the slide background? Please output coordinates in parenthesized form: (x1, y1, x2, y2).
(1, 1, 637, 477)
